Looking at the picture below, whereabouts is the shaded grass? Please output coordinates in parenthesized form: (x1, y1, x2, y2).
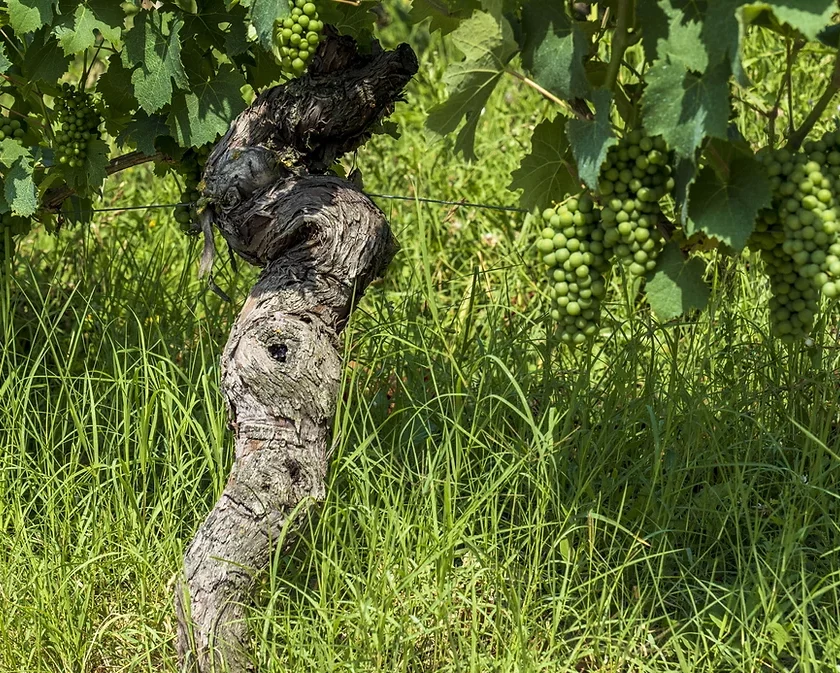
(1, 16, 839, 673)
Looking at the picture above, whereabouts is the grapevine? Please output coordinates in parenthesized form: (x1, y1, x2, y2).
(274, 0, 324, 75)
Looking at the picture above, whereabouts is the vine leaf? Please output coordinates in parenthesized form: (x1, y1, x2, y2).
(7, 0, 56, 34)
(509, 116, 579, 210)
(319, 0, 380, 41)
(426, 10, 518, 161)
(167, 65, 247, 148)
(646, 243, 710, 321)
(53, 1, 123, 55)
(410, 0, 478, 35)
(687, 155, 771, 251)
(21, 28, 70, 84)
(250, 0, 290, 50)
(0, 45, 10, 75)
(641, 60, 730, 160)
(118, 113, 171, 156)
(745, 0, 836, 41)
(521, 0, 589, 100)
(0, 140, 37, 217)
(122, 11, 189, 114)
(567, 89, 616, 191)
(97, 55, 140, 134)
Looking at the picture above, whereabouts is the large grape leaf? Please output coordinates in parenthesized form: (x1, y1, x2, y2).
(250, 0, 289, 50)
(21, 27, 70, 84)
(509, 116, 579, 210)
(118, 113, 171, 156)
(319, 0, 380, 43)
(181, 0, 249, 55)
(646, 243, 710, 321)
(744, 0, 835, 40)
(639, 1, 743, 82)
(567, 89, 616, 191)
(167, 65, 247, 147)
(122, 11, 189, 113)
(97, 55, 140, 134)
(7, 0, 55, 34)
(426, 10, 518, 161)
(686, 155, 771, 251)
(641, 60, 730, 160)
(53, 0, 123, 54)
(521, 0, 589, 101)
(411, 0, 479, 35)
(0, 140, 37, 217)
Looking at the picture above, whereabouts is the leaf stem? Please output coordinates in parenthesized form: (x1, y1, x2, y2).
(787, 50, 840, 151)
(505, 68, 592, 119)
(604, 0, 634, 93)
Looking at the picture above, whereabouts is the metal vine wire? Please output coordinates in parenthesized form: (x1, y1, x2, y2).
(67, 193, 532, 216)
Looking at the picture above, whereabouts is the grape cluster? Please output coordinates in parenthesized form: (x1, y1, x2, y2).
(53, 83, 101, 168)
(535, 194, 608, 346)
(0, 211, 31, 273)
(754, 132, 840, 341)
(0, 115, 27, 143)
(275, 0, 324, 75)
(173, 145, 211, 234)
(598, 130, 673, 278)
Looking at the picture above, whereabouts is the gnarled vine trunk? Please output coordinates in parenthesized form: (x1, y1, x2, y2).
(174, 34, 417, 673)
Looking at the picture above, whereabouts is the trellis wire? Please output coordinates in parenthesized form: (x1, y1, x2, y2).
(69, 193, 531, 216)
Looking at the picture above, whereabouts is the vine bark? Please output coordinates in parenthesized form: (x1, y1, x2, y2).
(174, 33, 417, 673)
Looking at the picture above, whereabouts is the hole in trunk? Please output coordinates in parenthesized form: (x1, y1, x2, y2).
(268, 343, 288, 362)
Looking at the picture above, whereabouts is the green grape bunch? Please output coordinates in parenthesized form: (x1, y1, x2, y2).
(0, 115, 28, 143)
(52, 83, 102, 169)
(754, 130, 840, 342)
(598, 130, 673, 278)
(535, 194, 608, 346)
(274, 0, 324, 75)
(173, 144, 212, 234)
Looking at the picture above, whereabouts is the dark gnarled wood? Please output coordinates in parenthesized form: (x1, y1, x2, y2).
(174, 34, 416, 673)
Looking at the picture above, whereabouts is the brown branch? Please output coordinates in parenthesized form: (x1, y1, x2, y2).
(42, 150, 167, 212)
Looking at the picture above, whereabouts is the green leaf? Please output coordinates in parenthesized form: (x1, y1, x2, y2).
(567, 89, 616, 191)
(744, 0, 835, 40)
(521, 0, 589, 100)
(167, 64, 246, 147)
(22, 27, 71, 84)
(97, 54, 140, 134)
(5, 157, 37, 217)
(687, 155, 771, 251)
(0, 44, 11, 75)
(0, 140, 37, 217)
(250, 0, 289, 50)
(118, 113, 171, 155)
(509, 116, 579, 210)
(641, 60, 730, 160)
(7, 0, 55, 34)
(318, 0, 380, 42)
(123, 11, 189, 113)
(426, 10, 518, 161)
(61, 138, 109, 195)
(411, 0, 480, 35)
(53, 0, 123, 54)
(645, 243, 710, 321)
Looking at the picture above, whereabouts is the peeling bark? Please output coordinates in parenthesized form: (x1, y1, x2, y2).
(175, 33, 416, 673)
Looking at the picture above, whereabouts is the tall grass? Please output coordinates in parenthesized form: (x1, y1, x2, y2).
(1, 17, 839, 673)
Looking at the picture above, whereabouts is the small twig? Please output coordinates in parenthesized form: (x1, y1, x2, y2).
(787, 49, 840, 151)
(505, 68, 592, 119)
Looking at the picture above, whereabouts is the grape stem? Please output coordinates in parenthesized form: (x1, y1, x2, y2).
(787, 50, 840, 151)
(604, 0, 634, 93)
